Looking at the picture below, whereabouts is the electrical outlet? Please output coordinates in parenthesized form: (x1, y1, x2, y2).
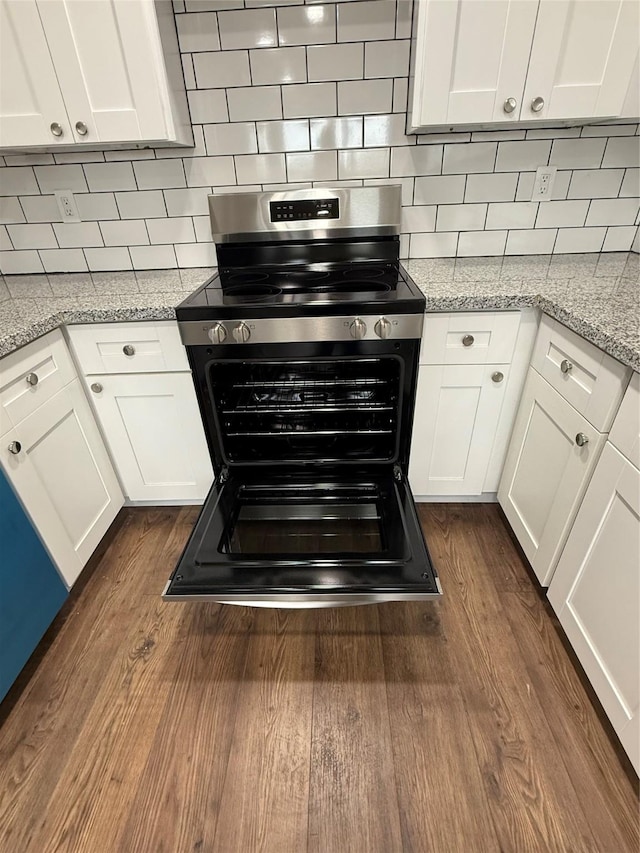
(54, 190, 80, 223)
(532, 166, 557, 202)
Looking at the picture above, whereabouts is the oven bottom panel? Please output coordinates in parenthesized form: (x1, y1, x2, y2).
(163, 469, 441, 605)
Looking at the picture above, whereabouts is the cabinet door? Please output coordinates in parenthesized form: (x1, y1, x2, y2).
(0, 0, 72, 147)
(86, 372, 214, 502)
(0, 469, 68, 702)
(2, 379, 124, 588)
(410, 0, 538, 128)
(548, 443, 639, 773)
(523, 0, 640, 121)
(36, 0, 170, 143)
(498, 368, 606, 586)
(409, 363, 508, 496)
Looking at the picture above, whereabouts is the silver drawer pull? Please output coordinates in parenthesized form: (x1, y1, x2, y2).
(8, 441, 21, 455)
(91, 383, 103, 394)
(560, 359, 573, 374)
(575, 433, 589, 447)
(531, 96, 544, 112)
(75, 120, 88, 136)
(492, 371, 504, 383)
(50, 122, 63, 137)
(123, 345, 135, 356)
(462, 334, 475, 347)
(25, 372, 39, 386)
(503, 97, 517, 114)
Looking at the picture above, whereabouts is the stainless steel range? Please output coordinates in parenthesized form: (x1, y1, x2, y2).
(162, 186, 442, 608)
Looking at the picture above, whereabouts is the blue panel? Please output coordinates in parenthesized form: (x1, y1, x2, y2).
(0, 469, 68, 703)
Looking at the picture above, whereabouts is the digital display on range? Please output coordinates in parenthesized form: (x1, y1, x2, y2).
(270, 198, 339, 222)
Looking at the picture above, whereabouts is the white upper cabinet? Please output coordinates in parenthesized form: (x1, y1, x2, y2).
(0, 0, 192, 150)
(410, 0, 640, 130)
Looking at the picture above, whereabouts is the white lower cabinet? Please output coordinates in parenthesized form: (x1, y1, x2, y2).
(497, 367, 606, 585)
(2, 378, 124, 588)
(548, 442, 639, 773)
(85, 372, 213, 502)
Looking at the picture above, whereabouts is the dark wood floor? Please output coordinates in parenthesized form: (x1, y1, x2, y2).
(0, 504, 637, 853)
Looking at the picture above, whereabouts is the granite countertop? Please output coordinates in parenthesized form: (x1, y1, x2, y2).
(0, 253, 638, 370)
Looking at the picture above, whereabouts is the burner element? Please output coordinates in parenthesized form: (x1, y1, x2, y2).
(342, 265, 387, 279)
(315, 281, 392, 294)
(226, 271, 270, 284)
(224, 283, 282, 302)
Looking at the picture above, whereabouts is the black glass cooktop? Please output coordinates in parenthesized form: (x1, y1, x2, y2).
(177, 261, 425, 320)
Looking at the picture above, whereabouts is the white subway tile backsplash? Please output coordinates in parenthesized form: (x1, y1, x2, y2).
(337, 1, 395, 42)
(7, 223, 57, 250)
(0, 167, 39, 196)
(39, 249, 88, 273)
(365, 177, 414, 206)
(471, 130, 526, 142)
(390, 146, 441, 177)
(283, 83, 336, 118)
(602, 225, 638, 252)
(75, 193, 119, 221)
(465, 172, 517, 203)
(53, 151, 106, 164)
(146, 217, 195, 244)
(395, 0, 412, 39)
(187, 90, 229, 123)
(554, 227, 606, 254)
(84, 162, 136, 192)
(437, 204, 486, 232)
(193, 215, 211, 241)
(258, 119, 310, 152)
(550, 138, 606, 169)
(505, 229, 557, 255)
(457, 230, 507, 257)
(19, 195, 60, 223)
(116, 191, 166, 219)
(1, 226, 13, 251)
(401, 205, 436, 233)
(414, 175, 465, 205)
(130, 244, 178, 270)
(602, 136, 640, 167)
(176, 12, 220, 52)
(100, 220, 149, 246)
(175, 242, 217, 268)
(53, 222, 103, 249)
(311, 117, 362, 150)
(218, 8, 277, 49)
(494, 140, 551, 172)
(228, 86, 283, 121)
(204, 123, 258, 156)
(0, 250, 44, 273)
(581, 123, 638, 137)
(364, 114, 412, 147)
(0, 198, 25, 224)
(620, 168, 640, 197)
(586, 197, 640, 226)
(193, 51, 251, 88)
(34, 165, 88, 194)
(443, 143, 496, 175)
(338, 148, 390, 179)
(4, 153, 54, 167)
(286, 150, 337, 181)
(526, 127, 581, 140)
(409, 232, 458, 258)
(133, 160, 186, 190)
(536, 200, 589, 229)
(307, 43, 363, 82)
(338, 79, 392, 116)
(84, 247, 132, 271)
(567, 169, 624, 199)
(184, 156, 236, 187)
(364, 40, 410, 79)
(250, 47, 307, 84)
(235, 153, 287, 183)
(103, 149, 155, 162)
(485, 202, 537, 230)
(181, 54, 196, 90)
(278, 4, 335, 45)
(392, 78, 408, 113)
(165, 188, 211, 217)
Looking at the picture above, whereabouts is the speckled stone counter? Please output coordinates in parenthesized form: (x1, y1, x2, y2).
(0, 253, 638, 370)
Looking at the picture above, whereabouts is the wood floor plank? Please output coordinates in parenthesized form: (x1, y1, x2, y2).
(308, 606, 403, 853)
(212, 608, 315, 853)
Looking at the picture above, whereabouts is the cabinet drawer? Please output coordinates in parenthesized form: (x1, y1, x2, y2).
(609, 371, 640, 468)
(0, 329, 77, 433)
(419, 312, 521, 365)
(531, 316, 630, 432)
(67, 321, 189, 375)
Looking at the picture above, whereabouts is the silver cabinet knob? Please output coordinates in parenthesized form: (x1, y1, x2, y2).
(374, 317, 392, 339)
(75, 121, 88, 136)
(503, 97, 517, 114)
(492, 371, 504, 383)
(25, 372, 39, 386)
(462, 334, 475, 347)
(50, 122, 63, 137)
(232, 322, 250, 343)
(531, 96, 545, 112)
(350, 318, 367, 340)
(123, 344, 135, 356)
(560, 359, 573, 374)
(575, 432, 589, 447)
(8, 440, 21, 455)
(208, 322, 227, 344)
(91, 382, 103, 393)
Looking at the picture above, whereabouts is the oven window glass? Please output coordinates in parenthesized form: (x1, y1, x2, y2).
(208, 357, 402, 465)
(220, 485, 385, 555)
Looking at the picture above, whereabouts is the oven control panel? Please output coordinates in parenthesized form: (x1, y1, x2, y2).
(270, 198, 339, 222)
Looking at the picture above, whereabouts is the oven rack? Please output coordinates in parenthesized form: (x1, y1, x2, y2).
(222, 384, 396, 414)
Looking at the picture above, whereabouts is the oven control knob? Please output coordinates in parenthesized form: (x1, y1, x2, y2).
(374, 317, 392, 339)
(232, 322, 251, 343)
(208, 322, 227, 344)
(349, 318, 367, 340)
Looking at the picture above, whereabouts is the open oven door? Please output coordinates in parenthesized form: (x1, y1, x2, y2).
(162, 467, 441, 608)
